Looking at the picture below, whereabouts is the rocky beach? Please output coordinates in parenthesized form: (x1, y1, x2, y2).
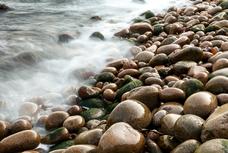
(0, 0, 228, 153)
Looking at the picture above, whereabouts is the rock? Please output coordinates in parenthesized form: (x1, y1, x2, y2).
(45, 111, 69, 130)
(194, 139, 228, 153)
(147, 139, 163, 153)
(118, 69, 140, 78)
(75, 128, 103, 145)
(63, 115, 85, 132)
(168, 47, 203, 64)
(171, 139, 200, 153)
(159, 87, 185, 102)
(129, 23, 153, 34)
(152, 110, 167, 126)
(217, 93, 228, 105)
(137, 34, 148, 43)
(205, 76, 228, 94)
(80, 108, 106, 121)
(90, 32, 105, 40)
(79, 98, 105, 108)
(63, 145, 97, 153)
(58, 34, 74, 43)
(156, 44, 181, 55)
(212, 58, 228, 71)
(67, 105, 83, 116)
(19, 102, 39, 116)
(10, 119, 32, 134)
(165, 22, 184, 34)
(41, 127, 69, 144)
(210, 67, 228, 78)
(114, 29, 130, 38)
(179, 78, 204, 97)
(221, 42, 228, 51)
(95, 72, 115, 82)
(126, 86, 160, 110)
(0, 4, 11, 12)
(184, 92, 218, 119)
(161, 36, 177, 45)
(174, 114, 205, 141)
(98, 122, 145, 153)
(140, 10, 155, 19)
(50, 149, 66, 153)
(115, 78, 143, 100)
(153, 24, 164, 35)
(158, 102, 184, 114)
(134, 51, 154, 63)
(173, 36, 190, 46)
(106, 58, 128, 69)
(173, 61, 197, 74)
(0, 130, 40, 153)
(149, 53, 168, 67)
(107, 100, 152, 129)
(103, 89, 115, 101)
(209, 52, 228, 63)
(191, 24, 205, 32)
(78, 86, 101, 99)
(145, 77, 164, 86)
(90, 16, 102, 21)
(201, 104, 228, 142)
(161, 114, 181, 135)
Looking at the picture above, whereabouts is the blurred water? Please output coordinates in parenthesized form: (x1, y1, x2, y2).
(0, 0, 191, 119)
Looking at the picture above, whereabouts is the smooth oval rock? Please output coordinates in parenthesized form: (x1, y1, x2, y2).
(45, 111, 69, 130)
(107, 100, 152, 129)
(205, 76, 228, 94)
(134, 51, 154, 63)
(184, 92, 218, 119)
(149, 53, 168, 67)
(201, 103, 228, 142)
(158, 102, 184, 114)
(217, 93, 228, 105)
(171, 139, 200, 153)
(126, 86, 160, 110)
(63, 115, 85, 132)
(129, 23, 153, 34)
(10, 119, 32, 134)
(41, 127, 69, 144)
(159, 87, 185, 102)
(0, 130, 40, 153)
(161, 114, 181, 135)
(74, 128, 103, 145)
(174, 114, 205, 141)
(156, 44, 181, 55)
(98, 122, 145, 153)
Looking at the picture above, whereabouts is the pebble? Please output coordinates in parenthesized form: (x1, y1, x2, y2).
(195, 139, 228, 153)
(45, 111, 69, 130)
(98, 122, 145, 153)
(63, 115, 85, 132)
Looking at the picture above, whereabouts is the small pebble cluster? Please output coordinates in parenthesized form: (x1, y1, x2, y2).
(0, 0, 228, 153)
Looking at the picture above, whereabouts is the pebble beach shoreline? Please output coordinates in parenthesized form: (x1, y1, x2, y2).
(0, 0, 228, 153)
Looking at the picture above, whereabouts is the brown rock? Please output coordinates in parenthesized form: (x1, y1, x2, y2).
(159, 87, 185, 102)
(171, 139, 200, 153)
(63, 145, 97, 153)
(156, 44, 181, 55)
(98, 122, 145, 153)
(63, 115, 85, 132)
(129, 23, 153, 34)
(45, 111, 69, 130)
(75, 128, 103, 145)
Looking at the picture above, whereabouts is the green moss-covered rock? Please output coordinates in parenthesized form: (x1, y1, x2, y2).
(194, 139, 228, 153)
(79, 98, 105, 108)
(179, 78, 204, 97)
(95, 72, 115, 82)
(191, 24, 205, 32)
(153, 24, 164, 35)
(140, 10, 155, 19)
(81, 108, 106, 121)
(50, 140, 74, 151)
(41, 127, 69, 144)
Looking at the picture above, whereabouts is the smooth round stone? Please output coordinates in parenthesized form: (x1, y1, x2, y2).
(173, 61, 197, 74)
(145, 77, 164, 86)
(168, 47, 203, 64)
(129, 23, 153, 34)
(41, 127, 69, 144)
(184, 92, 218, 119)
(10, 119, 32, 134)
(171, 139, 200, 153)
(102, 67, 118, 75)
(217, 93, 228, 105)
(103, 89, 115, 101)
(212, 58, 228, 71)
(188, 66, 208, 77)
(19, 102, 39, 116)
(201, 104, 228, 142)
(107, 58, 128, 69)
(174, 114, 205, 141)
(63, 145, 97, 153)
(210, 67, 228, 78)
(156, 44, 181, 55)
(80, 108, 106, 121)
(159, 87, 185, 102)
(0, 130, 40, 153)
(67, 105, 82, 116)
(161, 114, 181, 135)
(98, 122, 145, 153)
(146, 139, 163, 153)
(221, 42, 228, 51)
(149, 53, 168, 67)
(86, 119, 101, 129)
(173, 36, 190, 46)
(158, 102, 184, 114)
(63, 115, 85, 132)
(208, 52, 228, 63)
(126, 86, 160, 110)
(107, 100, 152, 129)
(78, 86, 101, 99)
(179, 78, 204, 97)
(205, 76, 228, 94)
(194, 139, 228, 153)
(75, 129, 103, 145)
(45, 111, 69, 130)
(152, 110, 168, 127)
(50, 149, 66, 153)
(118, 69, 140, 78)
(134, 51, 154, 63)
